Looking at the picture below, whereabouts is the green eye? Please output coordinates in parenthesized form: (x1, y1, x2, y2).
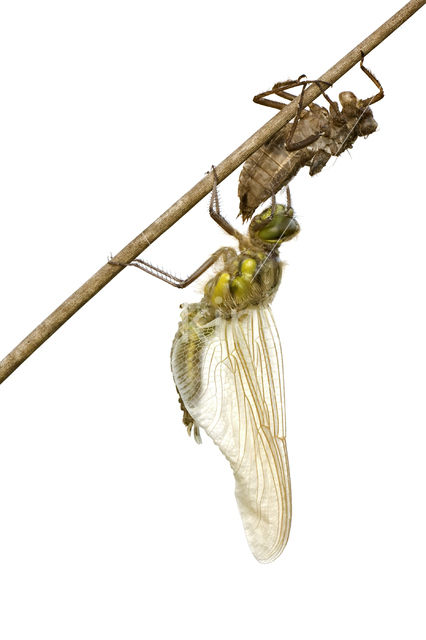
(253, 205, 300, 244)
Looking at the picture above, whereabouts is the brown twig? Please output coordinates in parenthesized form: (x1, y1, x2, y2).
(0, 0, 424, 384)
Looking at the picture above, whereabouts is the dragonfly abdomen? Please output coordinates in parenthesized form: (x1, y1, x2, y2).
(238, 142, 310, 221)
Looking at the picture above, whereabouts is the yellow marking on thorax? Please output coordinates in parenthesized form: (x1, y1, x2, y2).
(230, 258, 257, 302)
(211, 272, 231, 306)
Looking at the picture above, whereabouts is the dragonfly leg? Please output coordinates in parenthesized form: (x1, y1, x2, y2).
(284, 82, 321, 151)
(253, 75, 309, 110)
(359, 51, 384, 107)
(109, 247, 234, 289)
(208, 167, 243, 241)
(274, 79, 332, 105)
(286, 185, 292, 209)
(253, 74, 334, 152)
(108, 167, 240, 288)
(285, 79, 334, 152)
(254, 77, 331, 109)
(249, 186, 292, 232)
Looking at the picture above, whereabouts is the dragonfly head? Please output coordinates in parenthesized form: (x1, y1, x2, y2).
(339, 91, 378, 136)
(249, 203, 300, 248)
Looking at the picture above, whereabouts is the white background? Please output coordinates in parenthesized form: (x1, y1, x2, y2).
(1, 1, 425, 638)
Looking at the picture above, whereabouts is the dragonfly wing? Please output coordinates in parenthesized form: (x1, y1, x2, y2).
(172, 304, 291, 563)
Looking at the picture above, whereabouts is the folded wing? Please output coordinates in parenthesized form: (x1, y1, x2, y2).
(172, 305, 291, 563)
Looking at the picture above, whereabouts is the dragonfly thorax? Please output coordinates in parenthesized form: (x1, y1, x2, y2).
(203, 250, 282, 314)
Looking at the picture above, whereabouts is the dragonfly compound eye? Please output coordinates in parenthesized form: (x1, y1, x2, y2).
(251, 204, 300, 244)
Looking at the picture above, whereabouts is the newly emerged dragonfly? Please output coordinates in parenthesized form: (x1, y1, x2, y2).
(111, 171, 299, 562)
(239, 54, 384, 220)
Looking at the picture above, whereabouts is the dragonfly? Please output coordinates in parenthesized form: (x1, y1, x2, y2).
(110, 170, 299, 562)
(238, 53, 384, 220)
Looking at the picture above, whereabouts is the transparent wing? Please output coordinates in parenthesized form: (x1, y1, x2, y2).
(172, 304, 291, 563)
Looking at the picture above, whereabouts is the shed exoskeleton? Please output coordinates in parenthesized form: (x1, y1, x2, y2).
(238, 53, 384, 220)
